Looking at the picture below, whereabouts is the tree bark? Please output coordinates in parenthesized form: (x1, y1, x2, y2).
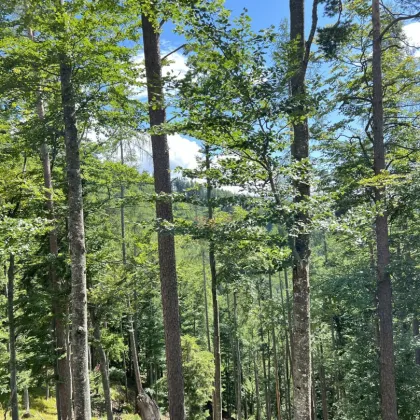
(129, 316, 142, 400)
(371, 1, 398, 419)
(254, 353, 261, 420)
(279, 272, 292, 420)
(319, 347, 328, 420)
(59, 41, 91, 420)
(93, 322, 113, 420)
(8, 254, 19, 420)
(141, 12, 185, 420)
(289, 0, 318, 417)
(269, 275, 282, 420)
(24, 387, 30, 416)
(233, 291, 242, 420)
(205, 146, 222, 420)
(202, 251, 211, 353)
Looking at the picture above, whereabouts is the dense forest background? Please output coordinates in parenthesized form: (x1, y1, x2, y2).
(1, 0, 420, 419)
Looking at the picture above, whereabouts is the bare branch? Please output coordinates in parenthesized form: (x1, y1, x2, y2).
(161, 44, 186, 62)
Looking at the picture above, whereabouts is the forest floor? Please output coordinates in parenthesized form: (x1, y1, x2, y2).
(0, 396, 141, 420)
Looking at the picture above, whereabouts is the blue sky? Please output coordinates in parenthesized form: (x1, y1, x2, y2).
(140, 1, 420, 173)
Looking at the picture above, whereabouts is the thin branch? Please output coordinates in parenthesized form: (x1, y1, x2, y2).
(380, 12, 420, 40)
(303, 0, 320, 71)
(161, 44, 186, 62)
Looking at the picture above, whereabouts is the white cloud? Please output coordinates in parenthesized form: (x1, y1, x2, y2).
(140, 134, 201, 174)
(168, 134, 201, 170)
(131, 51, 188, 99)
(403, 22, 420, 57)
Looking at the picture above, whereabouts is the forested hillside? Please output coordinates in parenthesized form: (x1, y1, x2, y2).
(1, 1, 420, 420)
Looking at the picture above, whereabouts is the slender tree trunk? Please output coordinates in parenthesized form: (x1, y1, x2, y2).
(289, 0, 318, 417)
(205, 146, 222, 420)
(254, 353, 261, 420)
(311, 373, 316, 420)
(283, 270, 294, 369)
(269, 275, 282, 420)
(202, 251, 211, 353)
(8, 254, 19, 420)
(59, 14, 91, 417)
(129, 316, 142, 398)
(24, 387, 30, 416)
(371, 1, 398, 418)
(93, 322, 113, 420)
(319, 346, 328, 420)
(233, 291, 242, 420)
(279, 272, 292, 420)
(261, 338, 271, 420)
(141, 13, 185, 420)
(413, 319, 420, 365)
(267, 331, 272, 420)
(121, 323, 129, 403)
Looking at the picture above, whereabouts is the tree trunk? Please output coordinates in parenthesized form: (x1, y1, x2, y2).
(371, 1, 398, 419)
(319, 347, 328, 420)
(141, 12, 185, 420)
(205, 146, 222, 420)
(129, 316, 142, 399)
(289, 0, 317, 417)
(413, 319, 420, 365)
(279, 272, 292, 420)
(233, 291, 242, 420)
(93, 322, 113, 420)
(7, 254, 19, 420)
(59, 42, 91, 420)
(202, 251, 211, 353)
(269, 275, 282, 420)
(254, 353, 261, 420)
(24, 387, 30, 416)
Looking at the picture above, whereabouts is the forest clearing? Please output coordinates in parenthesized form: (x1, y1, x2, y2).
(1, 0, 420, 419)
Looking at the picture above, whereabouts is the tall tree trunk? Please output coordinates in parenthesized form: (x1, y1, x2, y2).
(261, 337, 271, 420)
(205, 146, 222, 420)
(7, 254, 19, 420)
(93, 322, 113, 420)
(288, 0, 318, 417)
(59, 43, 91, 420)
(319, 346, 328, 420)
(269, 275, 282, 420)
(371, 1, 398, 418)
(202, 251, 211, 353)
(26, 23, 72, 420)
(141, 12, 185, 420)
(254, 352, 261, 420)
(233, 291, 242, 420)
